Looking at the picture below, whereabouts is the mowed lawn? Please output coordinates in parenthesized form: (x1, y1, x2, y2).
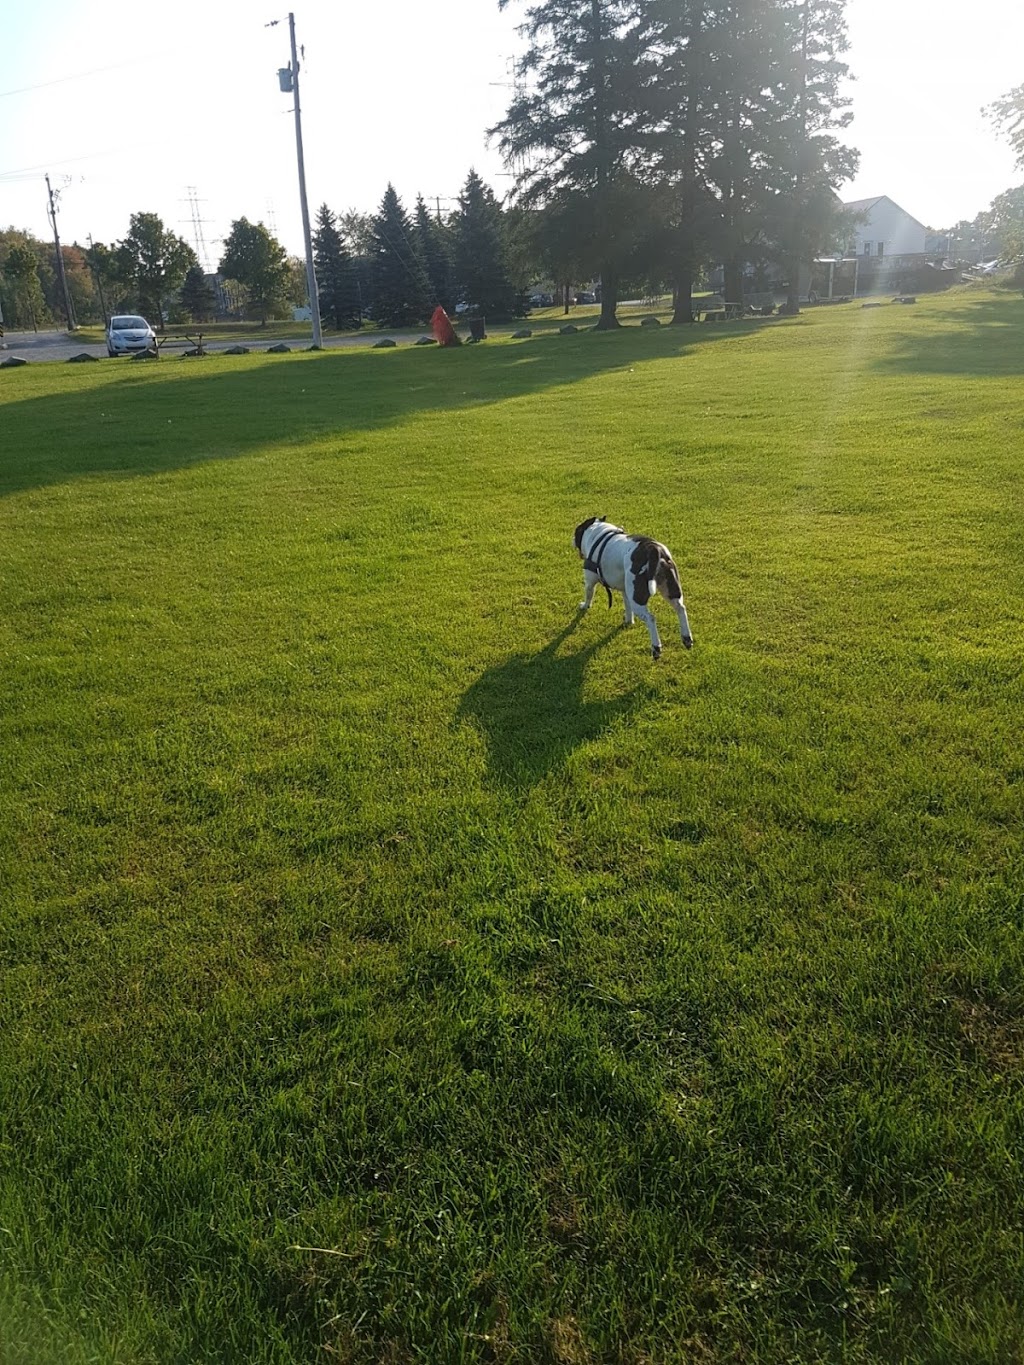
(1, 291, 1022, 1364)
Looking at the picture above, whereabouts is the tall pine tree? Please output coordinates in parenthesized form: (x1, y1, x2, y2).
(369, 185, 432, 327)
(313, 204, 361, 330)
(179, 263, 216, 322)
(493, 0, 650, 329)
(414, 196, 456, 314)
(453, 171, 520, 320)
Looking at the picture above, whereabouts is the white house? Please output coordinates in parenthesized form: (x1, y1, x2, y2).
(842, 196, 928, 261)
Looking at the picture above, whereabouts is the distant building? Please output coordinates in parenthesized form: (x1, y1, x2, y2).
(835, 196, 956, 294)
(842, 196, 927, 259)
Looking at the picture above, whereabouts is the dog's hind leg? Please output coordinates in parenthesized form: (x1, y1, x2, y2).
(670, 596, 693, 649)
(626, 592, 663, 659)
(578, 570, 599, 612)
(657, 561, 693, 649)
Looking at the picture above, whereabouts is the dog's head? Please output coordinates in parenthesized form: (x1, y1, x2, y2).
(573, 515, 605, 556)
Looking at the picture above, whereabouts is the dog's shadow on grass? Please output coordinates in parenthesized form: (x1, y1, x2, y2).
(457, 617, 649, 788)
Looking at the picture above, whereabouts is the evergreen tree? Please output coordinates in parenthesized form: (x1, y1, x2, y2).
(414, 196, 456, 313)
(369, 185, 432, 327)
(453, 171, 521, 319)
(493, 0, 651, 328)
(218, 218, 290, 324)
(772, 0, 858, 312)
(179, 263, 216, 322)
(639, 0, 724, 321)
(313, 204, 361, 330)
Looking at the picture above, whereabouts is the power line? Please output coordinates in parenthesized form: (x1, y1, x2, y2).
(0, 54, 165, 100)
(0, 147, 131, 181)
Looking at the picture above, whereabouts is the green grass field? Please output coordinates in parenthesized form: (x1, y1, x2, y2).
(1, 289, 1022, 1363)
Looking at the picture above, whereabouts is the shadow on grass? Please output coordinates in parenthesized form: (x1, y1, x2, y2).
(457, 615, 649, 788)
(0, 321, 776, 500)
(873, 290, 1024, 377)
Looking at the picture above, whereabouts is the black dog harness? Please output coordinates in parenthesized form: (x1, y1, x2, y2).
(583, 527, 622, 608)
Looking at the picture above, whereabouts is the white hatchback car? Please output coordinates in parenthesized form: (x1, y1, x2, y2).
(106, 314, 157, 357)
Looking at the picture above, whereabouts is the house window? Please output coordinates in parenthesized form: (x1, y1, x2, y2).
(877, 242, 884, 257)
(863, 241, 872, 256)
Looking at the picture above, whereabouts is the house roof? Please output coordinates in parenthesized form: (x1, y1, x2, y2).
(842, 195, 927, 231)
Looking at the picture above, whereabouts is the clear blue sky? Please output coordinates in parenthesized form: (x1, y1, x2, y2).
(2, 0, 1022, 263)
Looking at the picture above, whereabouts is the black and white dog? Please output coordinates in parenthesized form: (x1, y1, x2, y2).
(574, 517, 693, 659)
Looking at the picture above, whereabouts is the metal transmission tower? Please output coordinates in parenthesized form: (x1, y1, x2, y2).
(269, 12, 322, 349)
(182, 186, 212, 272)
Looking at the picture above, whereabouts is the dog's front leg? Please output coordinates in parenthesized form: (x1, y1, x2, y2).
(578, 571, 598, 612)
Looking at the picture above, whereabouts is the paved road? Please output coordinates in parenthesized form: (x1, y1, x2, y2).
(1, 322, 527, 365)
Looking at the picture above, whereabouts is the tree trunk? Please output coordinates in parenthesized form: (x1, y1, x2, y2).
(784, 0, 811, 316)
(594, 269, 619, 329)
(671, 271, 694, 324)
(723, 259, 745, 310)
(564, 283, 571, 315)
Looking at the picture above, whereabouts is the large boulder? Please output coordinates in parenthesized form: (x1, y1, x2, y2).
(67, 352, 99, 362)
(266, 343, 291, 353)
(559, 324, 578, 335)
(0, 356, 28, 368)
(415, 336, 437, 346)
(511, 328, 532, 339)
(373, 338, 397, 349)
(224, 345, 250, 355)
(640, 316, 661, 328)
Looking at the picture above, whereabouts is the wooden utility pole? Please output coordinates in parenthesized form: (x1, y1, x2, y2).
(46, 174, 76, 332)
(274, 14, 322, 348)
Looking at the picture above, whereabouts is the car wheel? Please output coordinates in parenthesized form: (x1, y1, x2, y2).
(107, 348, 115, 357)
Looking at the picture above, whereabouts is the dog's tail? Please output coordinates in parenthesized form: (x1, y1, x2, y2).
(635, 541, 660, 605)
(661, 555, 683, 602)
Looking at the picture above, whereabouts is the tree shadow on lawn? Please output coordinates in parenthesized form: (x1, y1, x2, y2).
(0, 321, 779, 500)
(457, 615, 651, 789)
(872, 291, 1024, 377)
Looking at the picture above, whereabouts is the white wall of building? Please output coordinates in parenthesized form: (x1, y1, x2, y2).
(846, 196, 927, 258)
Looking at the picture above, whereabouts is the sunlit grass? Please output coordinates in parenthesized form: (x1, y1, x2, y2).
(1, 288, 1022, 1362)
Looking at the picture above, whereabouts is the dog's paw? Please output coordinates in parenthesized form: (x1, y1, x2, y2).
(623, 616, 633, 628)
(652, 645, 662, 661)
(682, 635, 693, 650)
(577, 601, 590, 612)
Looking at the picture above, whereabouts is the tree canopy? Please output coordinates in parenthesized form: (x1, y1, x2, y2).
(116, 212, 196, 329)
(986, 84, 1024, 170)
(369, 185, 433, 327)
(218, 218, 290, 324)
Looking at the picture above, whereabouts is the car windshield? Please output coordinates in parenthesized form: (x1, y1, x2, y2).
(111, 317, 149, 330)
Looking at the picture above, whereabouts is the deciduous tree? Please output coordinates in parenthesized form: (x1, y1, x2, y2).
(118, 212, 196, 329)
(218, 218, 290, 324)
(1, 239, 48, 331)
(986, 84, 1024, 170)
